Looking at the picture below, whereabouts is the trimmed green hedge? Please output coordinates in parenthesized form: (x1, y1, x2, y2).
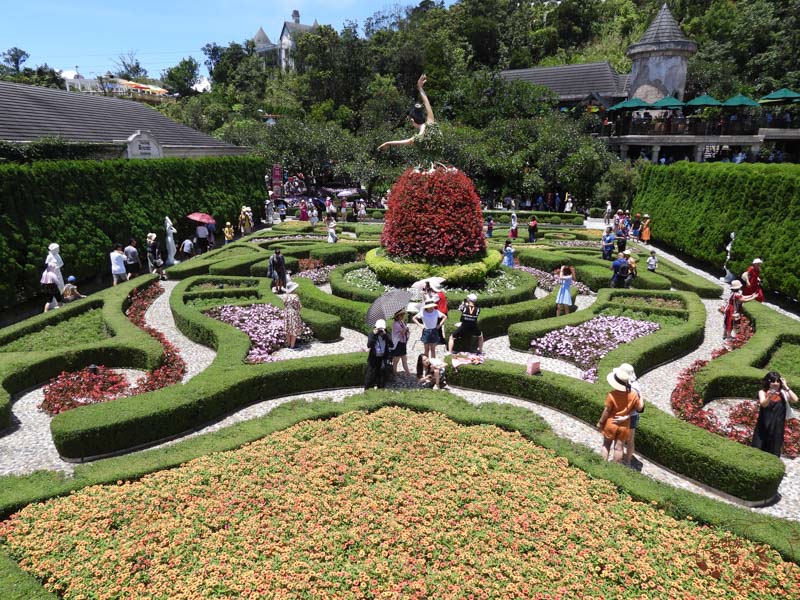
(2, 388, 797, 594)
(328, 262, 538, 309)
(448, 358, 784, 502)
(309, 245, 359, 265)
(48, 276, 360, 459)
(365, 248, 503, 287)
(0, 277, 164, 431)
(165, 243, 267, 279)
(633, 162, 800, 300)
(483, 210, 585, 226)
(271, 221, 315, 233)
(0, 157, 266, 308)
(694, 299, 800, 399)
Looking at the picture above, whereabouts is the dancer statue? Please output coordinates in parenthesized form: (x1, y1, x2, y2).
(378, 74, 442, 164)
(722, 232, 735, 283)
(164, 216, 178, 266)
(265, 191, 275, 226)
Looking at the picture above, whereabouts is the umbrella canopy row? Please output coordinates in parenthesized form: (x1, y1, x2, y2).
(609, 88, 800, 111)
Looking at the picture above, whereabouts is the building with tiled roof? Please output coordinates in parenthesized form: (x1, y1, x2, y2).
(0, 80, 249, 158)
(253, 10, 319, 71)
(501, 4, 695, 107)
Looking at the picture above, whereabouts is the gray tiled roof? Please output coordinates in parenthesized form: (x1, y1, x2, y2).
(0, 81, 239, 148)
(636, 3, 692, 45)
(253, 26, 272, 46)
(500, 62, 629, 101)
(283, 21, 315, 37)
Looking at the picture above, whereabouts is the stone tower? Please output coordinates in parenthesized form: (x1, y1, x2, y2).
(626, 3, 697, 102)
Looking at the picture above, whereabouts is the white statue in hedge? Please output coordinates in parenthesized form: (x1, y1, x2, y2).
(165, 216, 178, 266)
(44, 242, 65, 309)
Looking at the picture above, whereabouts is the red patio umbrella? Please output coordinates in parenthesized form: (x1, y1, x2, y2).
(186, 212, 216, 224)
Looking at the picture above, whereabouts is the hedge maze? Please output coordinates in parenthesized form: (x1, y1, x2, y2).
(1, 224, 800, 594)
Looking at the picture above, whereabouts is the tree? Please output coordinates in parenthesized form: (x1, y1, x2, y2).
(161, 57, 199, 97)
(2, 47, 29, 74)
(114, 51, 148, 80)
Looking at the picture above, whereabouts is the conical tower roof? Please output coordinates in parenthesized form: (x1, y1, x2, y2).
(627, 3, 696, 57)
(253, 26, 271, 46)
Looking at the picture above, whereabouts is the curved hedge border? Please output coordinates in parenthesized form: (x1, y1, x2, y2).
(0, 277, 164, 431)
(179, 276, 341, 342)
(48, 276, 362, 459)
(2, 388, 797, 591)
(165, 243, 267, 279)
(329, 262, 538, 309)
(365, 248, 503, 286)
(694, 299, 800, 400)
(448, 357, 784, 503)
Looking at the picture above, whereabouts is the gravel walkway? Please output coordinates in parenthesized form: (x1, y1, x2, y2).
(148, 281, 216, 382)
(1, 263, 798, 521)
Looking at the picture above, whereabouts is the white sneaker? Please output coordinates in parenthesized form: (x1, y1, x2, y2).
(432, 385, 440, 390)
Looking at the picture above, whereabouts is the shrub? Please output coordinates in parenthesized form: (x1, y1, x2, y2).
(0, 157, 266, 308)
(572, 216, 584, 225)
(497, 214, 511, 224)
(309, 245, 359, 265)
(633, 163, 800, 300)
(589, 207, 605, 218)
(272, 221, 314, 233)
(550, 216, 562, 225)
(365, 248, 503, 287)
(382, 168, 486, 260)
(371, 210, 383, 220)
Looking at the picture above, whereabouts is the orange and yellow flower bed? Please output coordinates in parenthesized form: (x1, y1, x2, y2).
(2, 408, 798, 599)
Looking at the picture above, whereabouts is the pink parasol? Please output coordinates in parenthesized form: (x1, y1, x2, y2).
(186, 212, 216, 224)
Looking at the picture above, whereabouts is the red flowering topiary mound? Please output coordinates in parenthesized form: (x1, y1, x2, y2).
(382, 167, 486, 261)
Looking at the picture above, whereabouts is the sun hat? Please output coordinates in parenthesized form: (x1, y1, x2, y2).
(375, 319, 387, 329)
(146, 232, 156, 241)
(619, 362, 637, 382)
(730, 280, 743, 290)
(643, 214, 649, 218)
(467, 293, 478, 303)
(226, 221, 231, 226)
(607, 366, 632, 392)
(752, 258, 763, 264)
(623, 249, 631, 256)
(393, 308, 406, 318)
(424, 300, 437, 309)
(67, 275, 76, 283)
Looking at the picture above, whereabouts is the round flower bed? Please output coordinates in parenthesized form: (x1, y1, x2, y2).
(381, 167, 485, 260)
(2, 407, 796, 598)
(530, 315, 660, 381)
(39, 284, 186, 415)
(207, 303, 312, 363)
(610, 295, 686, 310)
(543, 232, 576, 241)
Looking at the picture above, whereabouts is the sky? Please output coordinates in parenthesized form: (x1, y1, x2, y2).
(1, 0, 456, 80)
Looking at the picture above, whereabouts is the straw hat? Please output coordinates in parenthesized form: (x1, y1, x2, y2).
(623, 249, 631, 256)
(730, 280, 743, 290)
(607, 366, 632, 392)
(424, 300, 437, 309)
(752, 258, 763, 264)
(146, 232, 157, 242)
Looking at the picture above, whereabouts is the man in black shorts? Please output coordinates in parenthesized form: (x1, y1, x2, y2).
(448, 293, 484, 354)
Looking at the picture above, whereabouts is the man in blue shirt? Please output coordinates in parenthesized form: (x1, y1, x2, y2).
(611, 253, 630, 288)
(602, 227, 616, 260)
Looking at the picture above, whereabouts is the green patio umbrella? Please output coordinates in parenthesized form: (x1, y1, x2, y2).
(721, 93, 759, 107)
(650, 96, 684, 109)
(686, 94, 722, 107)
(759, 88, 800, 104)
(608, 98, 652, 111)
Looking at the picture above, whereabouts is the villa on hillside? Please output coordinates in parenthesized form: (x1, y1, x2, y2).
(253, 10, 319, 71)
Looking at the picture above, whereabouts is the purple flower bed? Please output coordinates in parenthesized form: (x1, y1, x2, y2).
(206, 304, 313, 363)
(530, 315, 660, 381)
(514, 265, 592, 295)
(296, 265, 336, 285)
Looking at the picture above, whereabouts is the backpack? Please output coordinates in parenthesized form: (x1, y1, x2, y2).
(617, 261, 630, 278)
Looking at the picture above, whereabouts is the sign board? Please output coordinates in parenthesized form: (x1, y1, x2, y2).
(126, 130, 163, 159)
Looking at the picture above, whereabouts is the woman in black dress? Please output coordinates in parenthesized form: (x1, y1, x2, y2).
(752, 371, 798, 456)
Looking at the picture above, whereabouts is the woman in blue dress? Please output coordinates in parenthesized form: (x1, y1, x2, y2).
(555, 264, 577, 316)
(502, 240, 515, 267)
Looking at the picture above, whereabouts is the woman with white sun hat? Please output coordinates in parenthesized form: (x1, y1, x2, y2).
(597, 365, 643, 464)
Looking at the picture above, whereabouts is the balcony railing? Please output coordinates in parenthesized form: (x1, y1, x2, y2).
(598, 114, 799, 138)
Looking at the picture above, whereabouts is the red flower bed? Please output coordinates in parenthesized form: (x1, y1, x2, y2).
(670, 316, 800, 457)
(39, 284, 186, 415)
(381, 167, 485, 260)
